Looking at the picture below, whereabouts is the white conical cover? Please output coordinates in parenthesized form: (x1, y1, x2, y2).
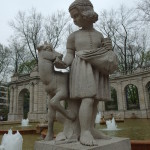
(1, 129, 23, 150)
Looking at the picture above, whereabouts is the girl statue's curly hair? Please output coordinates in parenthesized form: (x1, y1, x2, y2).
(69, 0, 98, 23)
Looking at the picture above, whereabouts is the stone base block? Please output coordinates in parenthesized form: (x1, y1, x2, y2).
(8, 114, 23, 121)
(34, 137, 131, 150)
(28, 113, 47, 122)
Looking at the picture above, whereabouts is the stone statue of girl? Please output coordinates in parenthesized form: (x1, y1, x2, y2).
(55, 0, 118, 146)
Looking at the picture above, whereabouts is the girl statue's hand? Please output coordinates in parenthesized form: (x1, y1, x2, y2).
(103, 38, 112, 51)
(54, 57, 67, 69)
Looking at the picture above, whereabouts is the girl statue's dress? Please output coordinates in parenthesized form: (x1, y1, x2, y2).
(66, 29, 111, 101)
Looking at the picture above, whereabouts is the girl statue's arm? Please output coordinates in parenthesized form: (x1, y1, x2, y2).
(63, 49, 75, 66)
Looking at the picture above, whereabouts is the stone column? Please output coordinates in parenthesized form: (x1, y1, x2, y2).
(116, 82, 124, 111)
(121, 82, 127, 111)
(37, 82, 46, 113)
(29, 82, 34, 113)
(98, 101, 104, 112)
(13, 85, 18, 114)
(143, 85, 149, 109)
(43, 92, 48, 112)
(98, 101, 105, 118)
(9, 87, 14, 114)
(138, 78, 146, 110)
(33, 81, 38, 112)
(137, 78, 148, 118)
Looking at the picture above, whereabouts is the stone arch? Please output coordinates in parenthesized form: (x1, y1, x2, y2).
(125, 84, 140, 110)
(18, 88, 30, 119)
(145, 81, 150, 109)
(18, 85, 30, 94)
(105, 86, 118, 110)
(122, 81, 139, 91)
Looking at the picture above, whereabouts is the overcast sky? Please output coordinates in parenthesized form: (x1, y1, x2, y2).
(0, 0, 137, 46)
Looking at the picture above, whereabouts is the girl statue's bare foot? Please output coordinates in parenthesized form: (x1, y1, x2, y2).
(55, 132, 66, 141)
(91, 128, 111, 139)
(80, 131, 98, 146)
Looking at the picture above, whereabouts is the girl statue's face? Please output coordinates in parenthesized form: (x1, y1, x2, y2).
(70, 8, 84, 27)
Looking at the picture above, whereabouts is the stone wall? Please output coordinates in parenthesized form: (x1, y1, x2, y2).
(99, 68, 150, 119)
(8, 68, 150, 121)
(8, 71, 47, 121)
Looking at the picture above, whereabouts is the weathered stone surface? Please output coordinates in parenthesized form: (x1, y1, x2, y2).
(34, 137, 131, 150)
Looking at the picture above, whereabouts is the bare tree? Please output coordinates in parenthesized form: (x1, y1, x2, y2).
(9, 9, 71, 66)
(8, 36, 32, 75)
(134, 32, 150, 68)
(96, 5, 144, 74)
(44, 10, 70, 49)
(9, 8, 43, 64)
(137, 0, 150, 22)
(0, 44, 11, 81)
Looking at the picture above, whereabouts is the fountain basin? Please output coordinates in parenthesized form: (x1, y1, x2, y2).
(100, 118, 124, 125)
(1, 119, 150, 149)
(0, 121, 37, 135)
(131, 140, 150, 150)
(0, 130, 36, 135)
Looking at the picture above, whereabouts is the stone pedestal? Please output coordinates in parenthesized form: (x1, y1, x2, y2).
(8, 114, 23, 121)
(34, 137, 131, 150)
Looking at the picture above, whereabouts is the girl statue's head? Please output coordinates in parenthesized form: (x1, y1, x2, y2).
(69, 0, 98, 23)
